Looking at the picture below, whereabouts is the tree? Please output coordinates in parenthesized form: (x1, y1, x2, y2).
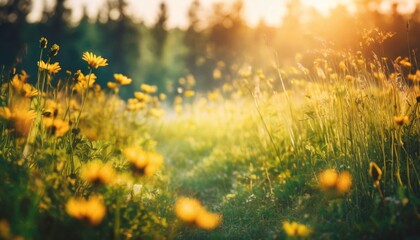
(0, 0, 31, 67)
(151, 2, 168, 60)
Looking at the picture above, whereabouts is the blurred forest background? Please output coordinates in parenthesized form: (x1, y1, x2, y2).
(1, 0, 420, 98)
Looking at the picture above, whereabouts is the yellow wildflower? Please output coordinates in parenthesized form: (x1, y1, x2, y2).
(19, 70, 29, 82)
(38, 60, 61, 74)
(283, 221, 312, 237)
(319, 169, 352, 194)
(335, 171, 352, 194)
(81, 161, 115, 186)
(0, 105, 36, 137)
(319, 169, 338, 190)
(174, 197, 222, 230)
(39, 37, 48, 49)
(82, 52, 108, 69)
(140, 84, 157, 94)
(394, 115, 409, 126)
(107, 82, 118, 90)
(369, 162, 382, 188)
(11, 74, 38, 97)
(123, 148, 163, 176)
(175, 197, 202, 223)
(42, 118, 70, 137)
(49, 44, 60, 57)
(134, 92, 151, 103)
(159, 93, 167, 101)
(184, 90, 195, 97)
(195, 209, 222, 230)
(66, 196, 106, 226)
(114, 73, 132, 85)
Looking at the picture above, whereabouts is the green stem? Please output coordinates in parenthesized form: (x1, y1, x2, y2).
(114, 194, 122, 240)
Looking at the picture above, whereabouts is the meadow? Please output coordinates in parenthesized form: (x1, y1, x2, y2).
(0, 37, 419, 240)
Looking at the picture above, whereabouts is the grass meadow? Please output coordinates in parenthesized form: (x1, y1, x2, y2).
(0, 37, 419, 239)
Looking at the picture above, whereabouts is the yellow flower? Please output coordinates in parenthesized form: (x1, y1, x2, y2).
(123, 148, 163, 176)
(1, 104, 36, 137)
(140, 84, 157, 94)
(77, 72, 97, 86)
(42, 118, 70, 137)
(174, 197, 222, 230)
(369, 162, 382, 188)
(11, 74, 38, 97)
(184, 90, 195, 97)
(39, 37, 48, 49)
(394, 115, 409, 126)
(114, 73, 132, 85)
(38, 60, 61, 74)
(134, 92, 151, 103)
(82, 52, 108, 69)
(319, 169, 352, 194)
(81, 161, 115, 186)
(159, 93, 167, 101)
(335, 171, 352, 194)
(43, 99, 60, 118)
(0, 107, 12, 120)
(107, 82, 118, 90)
(19, 70, 29, 82)
(195, 209, 222, 230)
(319, 169, 338, 190)
(66, 196, 106, 226)
(175, 197, 203, 223)
(283, 221, 312, 237)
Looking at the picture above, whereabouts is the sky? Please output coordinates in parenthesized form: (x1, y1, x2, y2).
(26, 0, 418, 29)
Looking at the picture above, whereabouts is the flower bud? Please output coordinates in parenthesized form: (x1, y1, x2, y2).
(39, 37, 48, 49)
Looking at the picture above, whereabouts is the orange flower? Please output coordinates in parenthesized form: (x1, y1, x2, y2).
(66, 196, 106, 226)
(394, 115, 409, 126)
(319, 169, 338, 190)
(335, 171, 352, 194)
(174, 197, 222, 230)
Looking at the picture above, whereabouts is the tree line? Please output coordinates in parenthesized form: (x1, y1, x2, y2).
(1, 0, 420, 97)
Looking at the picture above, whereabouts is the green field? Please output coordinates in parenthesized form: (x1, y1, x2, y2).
(0, 37, 419, 240)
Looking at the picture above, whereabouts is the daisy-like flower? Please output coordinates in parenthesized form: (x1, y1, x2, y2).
(114, 73, 132, 85)
(319, 169, 352, 194)
(66, 195, 106, 226)
(335, 171, 352, 194)
(42, 117, 70, 137)
(38, 60, 61, 74)
(107, 82, 118, 90)
(0, 102, 36, 137)
(11, 74, 38, 97)
(123, 147, 164, 176)
(174, 197, 222, 230)
(283, 221, 312, 237)
(394, 115, 409, 126)
(140, 84, 157, 94)
(81, 161, 116, 186)
(319, 169, 338, 190)
(134, 92, 151, 103)
(82, 52, 108, 69)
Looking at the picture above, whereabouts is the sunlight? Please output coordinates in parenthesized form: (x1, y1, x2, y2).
(301, 0, 356, 15)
